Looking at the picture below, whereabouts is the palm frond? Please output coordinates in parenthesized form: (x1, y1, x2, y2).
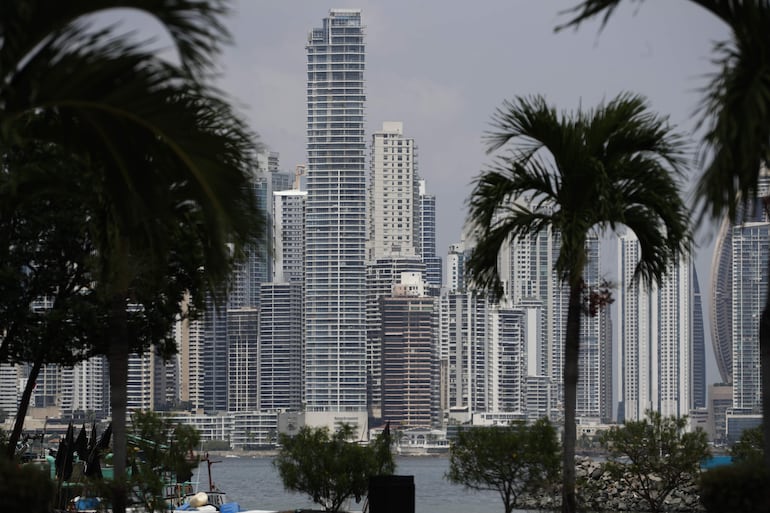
(695, 1, 770, 221)
(555, 0, 635, 32)
(467, 92, 691, 299)
(0, 0, 230, 79)
(8, 43, 261, 288)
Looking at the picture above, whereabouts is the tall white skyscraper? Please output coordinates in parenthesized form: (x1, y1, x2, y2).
(438, 291, 490, 413)
(618, 230, 693, 421)
(732, 220, 770, 411)
(272, 190, 307, 284)
(369, 121, 418, 259)
(488, 306, 527, 413)
(71, 357, 108, 416)
(305, 9, 368, 430)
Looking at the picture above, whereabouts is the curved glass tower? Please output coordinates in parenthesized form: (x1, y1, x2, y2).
(709, 168, 770, 384)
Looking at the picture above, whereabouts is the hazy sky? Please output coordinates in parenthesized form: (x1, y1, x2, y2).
(207, 1, 730, 381)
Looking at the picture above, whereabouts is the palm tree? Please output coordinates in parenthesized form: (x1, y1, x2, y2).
(465, 93, 691, 513)
(560, 0, 770, 479)
(0, 2, 261, 511)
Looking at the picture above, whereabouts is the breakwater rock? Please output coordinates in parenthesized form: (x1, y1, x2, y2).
(517, 457, 704, 512)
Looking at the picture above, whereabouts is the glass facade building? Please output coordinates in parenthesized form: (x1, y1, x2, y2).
(304, 10, 368, 416)
(731, 221, 769, 410)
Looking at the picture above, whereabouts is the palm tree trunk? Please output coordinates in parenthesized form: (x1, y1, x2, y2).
(6, 357, 43, 459)
(562, 281, 582, 513)
(108, 292, 129, 513)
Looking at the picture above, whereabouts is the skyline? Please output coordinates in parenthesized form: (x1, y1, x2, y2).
(124, 2, 731, 382)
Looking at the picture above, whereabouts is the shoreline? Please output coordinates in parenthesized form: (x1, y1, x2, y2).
(202, 449, 453, 459)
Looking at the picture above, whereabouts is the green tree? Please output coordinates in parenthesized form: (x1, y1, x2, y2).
(560, 0, 770, 481)
(0, 3, 261, 511)
(127, 411, 200, 513)
(0, 157, 99, 458)
(465, 93, 691, 513)
(600, 411, 710, 513)
(731, 424, 764, 464)
(0, 454, 55, 513)
(274, 424, 395, 512)
(701, 424, 767, 512)
(446, 418, 560, 513)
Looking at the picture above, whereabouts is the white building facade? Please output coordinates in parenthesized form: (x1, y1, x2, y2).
(304, 9, 368, 431)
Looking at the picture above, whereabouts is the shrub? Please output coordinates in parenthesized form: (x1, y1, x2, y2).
(700, 460, 770, 513)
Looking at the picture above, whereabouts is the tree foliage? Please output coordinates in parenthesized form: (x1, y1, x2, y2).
(446, 418, 560, 513)
(0, 453, 55, 513)
(127, 411, 201, 513)
(731, 424, 764, 465)
(274, 424, 395, 512)
(700, 458, 770, 513)
(600, 410, 710, 513)
(0, 3, 262, 511)
(465, 92, 691, 513)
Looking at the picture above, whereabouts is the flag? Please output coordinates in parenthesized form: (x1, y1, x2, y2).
(97, 423, 112, 450)
(85, 423, 112, 478)
(74, 425, 88, 461)
(55, 423, 75, 481)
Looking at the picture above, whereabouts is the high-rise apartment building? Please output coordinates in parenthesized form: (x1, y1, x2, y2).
(618, 230, 694, 421)
(305, 9, 368, 430)
(438, 291, 490, 413)
(0, 364, 18, 419)
(446, 242, 466, 292)
(227, 307, 259, 412)
(380, 274, 438, 428)
(259, 282, 303, 411)
(710, 167, 770, 384)
(731, 220, 769, 411)
(488, 306, 527, 413)
(365, 256, 424, 419)
(418, 180, 442, 291)
(599, 307, 613, 423)
(272, 190, 307, 284)
(369, 121, 418, 260)
(176, 309, 203, 411)
(259, 188, 306, 412)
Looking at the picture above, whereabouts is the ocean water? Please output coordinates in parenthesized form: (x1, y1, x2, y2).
(191, 455, 512, 513)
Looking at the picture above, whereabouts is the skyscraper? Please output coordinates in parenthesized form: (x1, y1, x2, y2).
(618, 230, 693, 421)
(369, 121, 418, 260)
(259, 282, 303, 411)
(380, 274, 438, 428)
(418, 180, 442, 291)
(731, 220, 769, 411)
(259, 186, 306, 412)
(692, 265, 706, 410)
(305, 9, 368, 430)
(709, 167, 770, 384)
